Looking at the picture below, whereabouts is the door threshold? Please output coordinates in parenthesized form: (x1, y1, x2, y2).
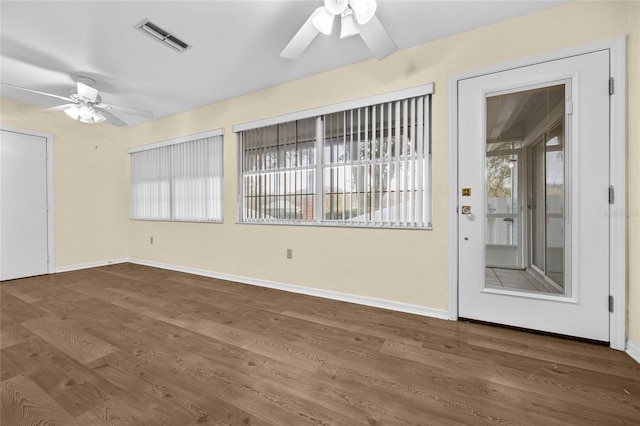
(459, 317, 610, 346)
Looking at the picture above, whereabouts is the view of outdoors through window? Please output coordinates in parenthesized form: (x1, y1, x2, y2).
(240, 94, 431, 228)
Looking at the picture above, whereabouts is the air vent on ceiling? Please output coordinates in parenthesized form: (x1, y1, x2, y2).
(135, 19, 190, 53)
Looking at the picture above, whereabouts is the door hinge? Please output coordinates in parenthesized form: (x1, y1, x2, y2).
(609, 185, 615, 204)
(609, 295, 614, 313)
(609, 77, 614, 95)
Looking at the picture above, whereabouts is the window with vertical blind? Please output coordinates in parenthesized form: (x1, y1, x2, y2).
(241, 118, 317, 222)
(234, 84, 433, 228)
(129, 129, 223, 222)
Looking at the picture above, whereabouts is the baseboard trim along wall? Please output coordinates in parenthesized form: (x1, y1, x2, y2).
(55, 258, 129, 273)
(51, 258, 640, 365)
(627, 339, 640, 364)
(128, 258, 450, 321)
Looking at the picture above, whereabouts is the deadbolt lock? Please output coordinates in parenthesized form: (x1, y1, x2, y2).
(461, 205, 472, 216)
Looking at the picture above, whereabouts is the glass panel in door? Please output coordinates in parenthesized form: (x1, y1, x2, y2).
(485, 84, 567, 295)
(544, 122, 565, 288)
(485, 151, 520, 270)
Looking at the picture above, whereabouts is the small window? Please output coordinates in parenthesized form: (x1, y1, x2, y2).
(235, 85, 432, 229)
(129, 130, 223, 222)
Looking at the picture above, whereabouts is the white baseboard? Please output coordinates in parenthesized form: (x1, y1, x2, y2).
(55, 258, 129, 273)
(129, 258, 449, 321)
(53, 258, 638, 359)
(627, 339, 640, 364)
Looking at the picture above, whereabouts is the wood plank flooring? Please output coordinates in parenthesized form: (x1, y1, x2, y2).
(1, 263, 639, 425)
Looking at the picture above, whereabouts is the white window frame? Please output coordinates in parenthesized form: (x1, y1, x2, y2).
(234, 84, 434, 229)
(129, 128, 224, 223)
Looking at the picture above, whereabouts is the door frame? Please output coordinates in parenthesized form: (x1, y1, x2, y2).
(448, 36, 627, 351)
(0, 126, 55, 276)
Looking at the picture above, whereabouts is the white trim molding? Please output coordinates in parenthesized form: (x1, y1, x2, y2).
(448, 36, 627, 351)
(129, 258, 449, 320)
(55, 258, 129, 273)
(627, 339, 640, 365)
(607, 36, 627, 351)
(51, 257, 448, 321)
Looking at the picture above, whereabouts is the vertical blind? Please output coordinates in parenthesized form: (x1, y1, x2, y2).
(130, 133, 223, 222)
(323, 95, 430, 227)
(241, 118, 316, 222)
(236, 85, 432, 229)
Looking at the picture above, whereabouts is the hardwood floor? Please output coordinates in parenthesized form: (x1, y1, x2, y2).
(1, 263, 639, 425)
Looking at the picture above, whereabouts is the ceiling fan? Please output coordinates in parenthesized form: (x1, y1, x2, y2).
(1, 77, 153, 127)
(280, 0, 397, 60)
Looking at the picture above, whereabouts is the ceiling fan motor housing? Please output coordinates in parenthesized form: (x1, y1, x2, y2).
(325, 0, 349, 15)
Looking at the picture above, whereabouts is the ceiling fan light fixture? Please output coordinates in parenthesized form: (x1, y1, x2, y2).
(92, 110, 107, 124)
(324, 0, 349, 15)
(63, 102, 105, 124)
(78, 103, 94, 121)
(3, 81, 150, 127)
(312, 7, 336, 35)
(64, 105, 80, 120)
(350, 0, 377, 25)
(340, 11, 360, 39)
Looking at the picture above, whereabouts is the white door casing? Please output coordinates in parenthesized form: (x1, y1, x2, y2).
(457, 50, 610, 342)
(0, 128, 54, 280)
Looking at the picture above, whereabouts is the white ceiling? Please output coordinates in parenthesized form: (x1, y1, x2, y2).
(0, 0, 567, 127)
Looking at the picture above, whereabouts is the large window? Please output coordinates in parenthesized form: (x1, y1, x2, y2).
(235, 84, 432, 228)
(129, 129, 223, 222)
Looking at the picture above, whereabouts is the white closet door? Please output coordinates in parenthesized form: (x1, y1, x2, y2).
(1, 129, 49, 280)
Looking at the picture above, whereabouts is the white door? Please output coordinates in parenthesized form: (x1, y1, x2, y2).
(458, 50, 610, 342)
(0, 129, 49, 280)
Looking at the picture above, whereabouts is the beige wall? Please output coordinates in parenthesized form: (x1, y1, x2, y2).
(128, 0, 639, 342)
(1, 1, 637, 343)
(0, 100, 128, 267)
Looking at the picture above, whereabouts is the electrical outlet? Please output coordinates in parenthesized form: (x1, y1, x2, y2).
(286, 248, 293, 259)
(150, 236, 154, 244)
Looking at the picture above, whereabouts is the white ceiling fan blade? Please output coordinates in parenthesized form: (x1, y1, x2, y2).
(98, 108, 128, 127)
(0, 82, 74, 103)
(280, 7, 323, 60)
(358, 15, 397, 60)
(98, 102, 154, 119)
(47, 103, 77, 112)
(77, 81, 99, 102)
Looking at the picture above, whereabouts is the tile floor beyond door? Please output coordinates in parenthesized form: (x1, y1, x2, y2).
(485, 267, 562, 294)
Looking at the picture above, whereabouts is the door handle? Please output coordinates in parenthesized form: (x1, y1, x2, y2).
(461, 205, 472, 215)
